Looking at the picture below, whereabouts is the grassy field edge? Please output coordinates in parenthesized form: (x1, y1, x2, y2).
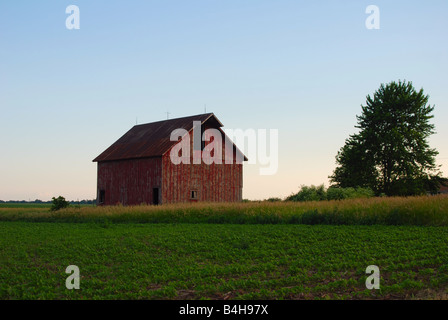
(1, 195, 447, 226)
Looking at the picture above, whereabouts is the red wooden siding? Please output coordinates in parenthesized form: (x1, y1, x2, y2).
(161, 127, 243, 204)
(162, 157, 243, 203)
(97, 157, 162, 205)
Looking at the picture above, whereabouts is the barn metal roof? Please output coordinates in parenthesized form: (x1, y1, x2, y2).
(93, 113, 247, 162)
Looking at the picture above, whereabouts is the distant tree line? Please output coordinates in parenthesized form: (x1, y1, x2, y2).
(0, 199, 96, 204)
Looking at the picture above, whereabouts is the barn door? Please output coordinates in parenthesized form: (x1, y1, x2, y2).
(120, 187, 127, 205)
(153, 187, 159, 205)
(98, 190, 105, 205)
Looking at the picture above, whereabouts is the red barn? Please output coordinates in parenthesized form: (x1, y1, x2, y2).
(93, 113, 247, 205)
(439, 184, 448, 194)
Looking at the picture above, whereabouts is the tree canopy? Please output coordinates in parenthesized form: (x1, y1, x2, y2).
(330, 80, 443, 196)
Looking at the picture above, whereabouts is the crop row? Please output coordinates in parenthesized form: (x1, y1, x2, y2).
(0, 222, 447, 299)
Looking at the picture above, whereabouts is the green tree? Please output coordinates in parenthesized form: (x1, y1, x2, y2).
(330, 135, 378, 190)
(330, 80, 442, 196)
(50, 196, 70, 211)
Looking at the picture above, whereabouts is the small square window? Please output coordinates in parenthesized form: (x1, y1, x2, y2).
(191, 190, 198, 199)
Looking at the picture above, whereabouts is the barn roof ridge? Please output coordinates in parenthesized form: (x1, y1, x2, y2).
(92, 113, 244, 162)
(133, 112, 221, 128)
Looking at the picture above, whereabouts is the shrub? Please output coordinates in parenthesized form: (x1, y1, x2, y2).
(50, 196, 70, 211)
(326, 187, 346, 200)
(286, 184, 327, 202)
(287, 185, 374, 202)
(327, 187, 374, 200)
(265, 197, 282, 202)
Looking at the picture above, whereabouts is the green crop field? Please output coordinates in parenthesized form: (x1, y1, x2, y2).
(0, 221, 447, 300)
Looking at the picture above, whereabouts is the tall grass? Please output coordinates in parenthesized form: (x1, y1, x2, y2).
(0, 194, 447, 226)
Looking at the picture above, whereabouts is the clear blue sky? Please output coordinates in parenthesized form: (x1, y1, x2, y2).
(1, 1, 447, 201)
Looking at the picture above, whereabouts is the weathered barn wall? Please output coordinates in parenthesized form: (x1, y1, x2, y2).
(97, 157, 162, 205)
(440, 185, 448, 194)
(161, 127, 243, 204)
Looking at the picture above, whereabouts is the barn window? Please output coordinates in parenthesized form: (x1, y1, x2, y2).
(190, 190, 198, 200)
(99, 190, 105, 204)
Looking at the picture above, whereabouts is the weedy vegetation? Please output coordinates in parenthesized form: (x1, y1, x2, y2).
(0, 194, 447, 226)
